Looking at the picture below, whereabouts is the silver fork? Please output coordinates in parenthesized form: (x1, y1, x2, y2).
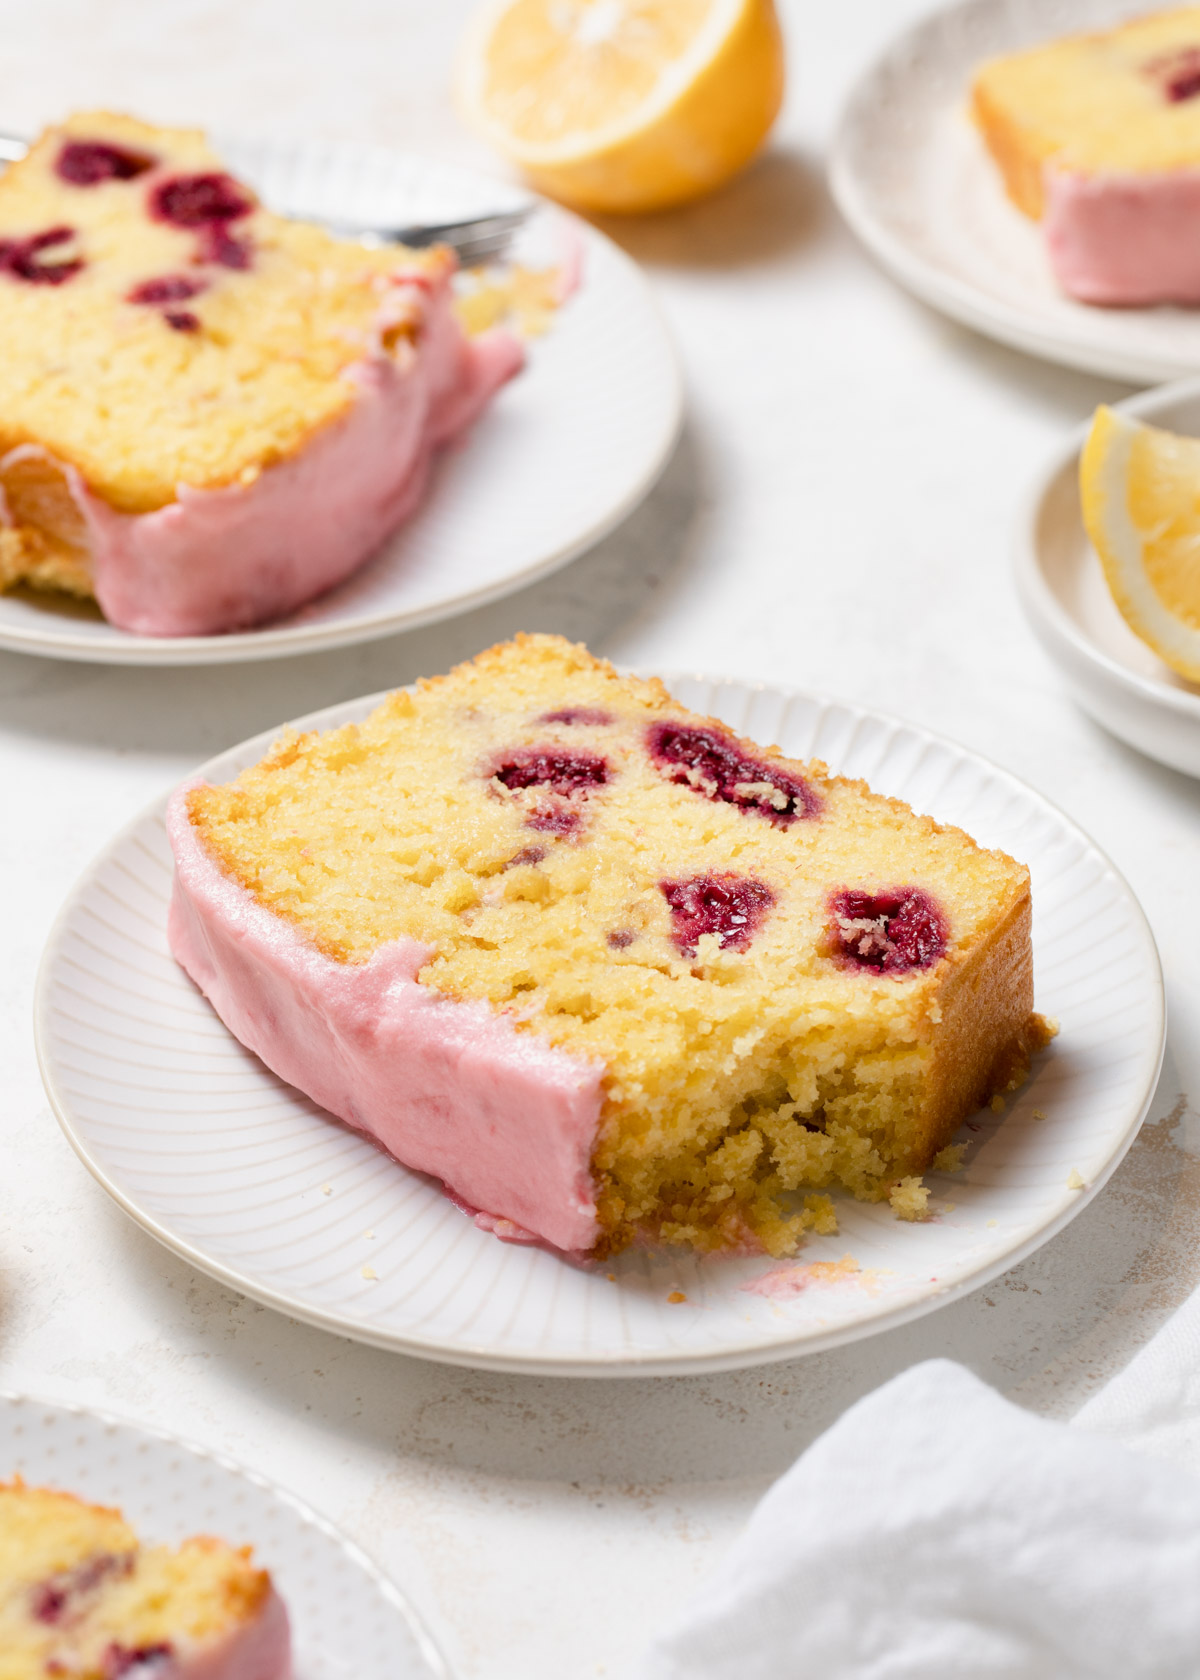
(0, 133, 532, 267)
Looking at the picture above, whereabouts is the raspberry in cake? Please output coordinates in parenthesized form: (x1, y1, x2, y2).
(0, 111, 523, 635)
(972, 8, 1200, 303)
(0, 1478, 290, 1679)
(168, 634, 1050, 1257)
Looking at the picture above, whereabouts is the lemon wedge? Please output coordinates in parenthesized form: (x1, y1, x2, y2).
(1080, 404, 1200, 682)
(456, 0, 785, 214)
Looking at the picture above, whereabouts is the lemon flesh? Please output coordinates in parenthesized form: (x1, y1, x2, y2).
(457, 0, 784, 213)
(1080, 404, 1200, 682)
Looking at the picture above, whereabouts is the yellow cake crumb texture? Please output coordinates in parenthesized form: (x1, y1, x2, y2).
(888, 1176, 931, 1222)
(972, 8, 1200, 217)
(0, 1478, 270, 1679)
(189, 633, 1043, 1257)
(455, 261, 567, 337)
(0, 109, 447, 522)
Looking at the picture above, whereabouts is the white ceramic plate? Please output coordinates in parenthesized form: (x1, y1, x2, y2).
(0, 1391, 447, 1679)
(1016, 377, 1200, 777)
(0, 137, 680, 665)
(830, 0, 1200, 383)
(35, 677, 1163, 1377)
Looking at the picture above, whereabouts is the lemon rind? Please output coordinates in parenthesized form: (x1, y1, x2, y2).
(1081, 404, 1200, 683)
(456, 0, 752, 167)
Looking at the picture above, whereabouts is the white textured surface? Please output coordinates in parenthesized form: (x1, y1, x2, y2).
(0, 1393, 447, 1679)
(36, 676, 1163, 1374)
(3, 2, 1200, 1678)
(0, 151, 680, 663)
(831, 0, 1200, 382)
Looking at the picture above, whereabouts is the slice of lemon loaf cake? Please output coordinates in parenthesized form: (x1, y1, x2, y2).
(0, 110, 522, 636)
(168, 634, 1048, 1257)
(972, 7, 1200, 303)
(0, 1478, 290, 1680)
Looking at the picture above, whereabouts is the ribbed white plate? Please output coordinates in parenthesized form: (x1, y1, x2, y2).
(0, 138, 680, 665)
(0, 1392, 447, 1679)
(35, 677, 1164, 1376)
(830, 0, 1200, 383)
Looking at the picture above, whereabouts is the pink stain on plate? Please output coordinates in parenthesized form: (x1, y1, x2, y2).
(742, 1254, 883, 1300)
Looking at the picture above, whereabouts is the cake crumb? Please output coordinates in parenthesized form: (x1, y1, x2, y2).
(889, 1177, 931, 1221)
(1032, 1108, 1047, 1121)
(990, 1094, 1007, 1114)
(321, 1184, 333, 1195)
(360, 1265, 378, 1281)
(804, 1193, 838, 1235)
(931, 1143, 967, 1174)
(987, 1218, 998, 1227)
(667, 1290, 687, 1304)
(455, 263, 566, 338)
(362, 1229, 375, 1240)
(1066, 1169, 1086, 1190)
(606, 1272, 616, 1282)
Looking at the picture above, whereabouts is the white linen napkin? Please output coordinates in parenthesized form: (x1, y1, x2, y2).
(638, 1357, 1200, 1680)
(1075, 1289, 1200, 1474)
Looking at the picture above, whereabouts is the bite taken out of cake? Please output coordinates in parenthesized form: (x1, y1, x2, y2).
(0, 111, 523, 636)
(167, 634, 1051, 1260)
(972, 7, 1200, 304)
(0, 1477, 290, 1680)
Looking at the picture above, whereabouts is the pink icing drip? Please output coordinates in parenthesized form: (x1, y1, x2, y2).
(166, 787, 604, 1253)
(171, 1586, 291, 1680)
(1043, 166, 1200, 304)
(550, 221, 587, 306)
(42, 263, 522, 635)
(442, 1185, 542, 1244)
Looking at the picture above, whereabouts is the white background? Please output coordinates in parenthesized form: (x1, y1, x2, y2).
(2, 3, 1198, 1677)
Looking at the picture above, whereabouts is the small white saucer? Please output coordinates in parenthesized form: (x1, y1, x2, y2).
(1015, 379, 1200, 780)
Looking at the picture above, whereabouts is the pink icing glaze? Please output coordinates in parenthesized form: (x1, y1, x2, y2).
(1043, 166, 1200, 304)
(174, 1585, 291, 1680)
(166, 785, 605, 1253)
(5, 265, 522, 636)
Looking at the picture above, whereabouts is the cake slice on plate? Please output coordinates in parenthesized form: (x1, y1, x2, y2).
(973, 7, 1200, 304)
(0, 111, 522, 635)
(0, 1478, 290, 1679)
(168, 634, 1050, 1257)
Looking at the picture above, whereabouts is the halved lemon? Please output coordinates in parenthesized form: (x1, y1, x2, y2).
(1080, 404, 1200, 682)
(456, 0, 785, 214)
